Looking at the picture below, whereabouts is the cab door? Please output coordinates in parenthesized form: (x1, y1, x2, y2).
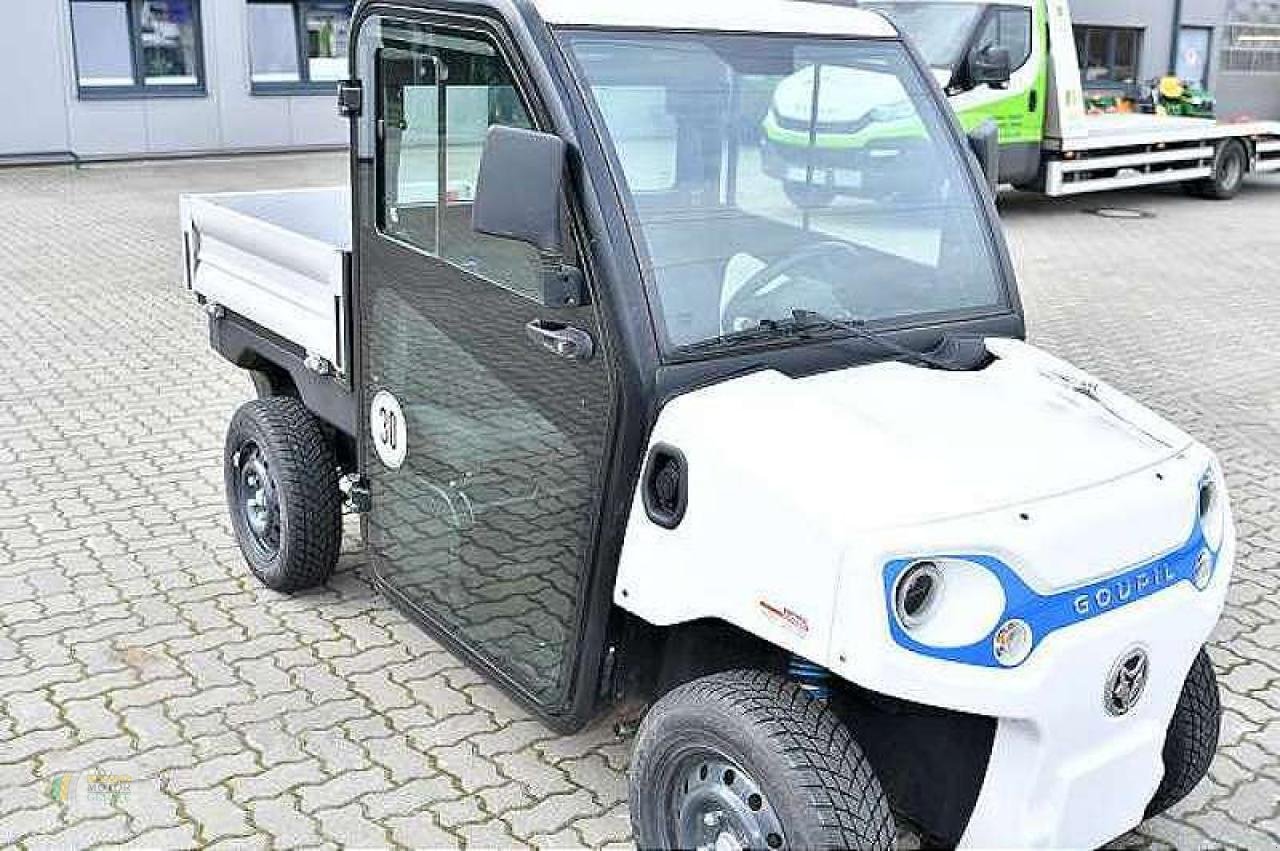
(351, 12, 614, 713)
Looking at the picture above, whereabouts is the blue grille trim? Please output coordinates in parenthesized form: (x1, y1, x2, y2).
(883, 522, 1215, 668)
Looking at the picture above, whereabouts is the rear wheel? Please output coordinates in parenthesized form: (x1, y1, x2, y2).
(783, 181, 837, 210)
(1145, 647, 1221, 817)
(224, 397, 342, 592)
(630, 669, 895, 851)
(1188, 140, 1247, 200)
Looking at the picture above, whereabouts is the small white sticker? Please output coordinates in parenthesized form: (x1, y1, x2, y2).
(370, 390, 407, 470)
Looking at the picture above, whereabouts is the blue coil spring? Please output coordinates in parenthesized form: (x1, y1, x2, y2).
(788, 657, 831, 700)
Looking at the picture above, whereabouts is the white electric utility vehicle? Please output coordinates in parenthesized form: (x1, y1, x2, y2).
(181, 1, 1233, 847)
(763, 0, 1280, 199)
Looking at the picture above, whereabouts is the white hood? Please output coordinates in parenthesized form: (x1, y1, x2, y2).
(655, 338, 1191, 535)
(771, 64, 913, 125)
(614, 337, 1211, 670)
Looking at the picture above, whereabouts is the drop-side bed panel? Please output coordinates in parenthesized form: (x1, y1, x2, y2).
(181, 187, 352, 376)
(1041, 116, 1280, 196)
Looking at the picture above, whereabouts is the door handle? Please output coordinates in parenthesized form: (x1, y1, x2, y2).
(525, 319, 595, 362)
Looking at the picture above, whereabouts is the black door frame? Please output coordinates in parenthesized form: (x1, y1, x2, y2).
(348, 1, 630, 732)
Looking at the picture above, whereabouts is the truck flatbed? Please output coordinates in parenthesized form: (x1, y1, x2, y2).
(181, 187, 352, 379)
(1043, 115, 1280, 196)
(1052, 114, 1280, 154)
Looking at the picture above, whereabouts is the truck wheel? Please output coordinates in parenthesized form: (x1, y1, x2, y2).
(630, 669, 895, 851)
(1189, 140, 1247, 200)
(224, 397, 341, 592)
(1145, 647, 1221, 817)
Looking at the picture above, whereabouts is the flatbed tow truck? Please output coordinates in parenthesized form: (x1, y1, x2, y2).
(763, 0, 1280, 199)
(182, 1, 1234, 847)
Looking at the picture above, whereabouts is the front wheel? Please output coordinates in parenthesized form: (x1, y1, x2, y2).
(783, 181, 837, 210)
(224, 397, 342, 592)
(1145, 647, 1221, 817)
(629, 669, 895, 851)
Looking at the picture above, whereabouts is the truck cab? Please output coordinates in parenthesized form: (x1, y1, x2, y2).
(861, 0, 1046, 185)
(183, 1, 1233, 847)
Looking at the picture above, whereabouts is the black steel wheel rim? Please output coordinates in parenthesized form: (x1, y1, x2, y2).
(669, 751, 787, 851)
(234, 442, 281, 556)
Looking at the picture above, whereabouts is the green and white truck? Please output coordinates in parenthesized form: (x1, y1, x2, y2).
(765, 0, 1280, 199)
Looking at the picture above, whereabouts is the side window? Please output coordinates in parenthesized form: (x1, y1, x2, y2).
(377, 27, 543, 298)
(977, 7, 1033, 71)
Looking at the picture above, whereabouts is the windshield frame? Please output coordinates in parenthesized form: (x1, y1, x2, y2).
(552, 26, 1019, 362)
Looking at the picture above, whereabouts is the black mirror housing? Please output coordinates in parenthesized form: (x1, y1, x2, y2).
(473, 125, 586, 308)
(473, 125, 566, 253)
(970, 44, 1012, 88)
(967, 119, 1000, 191)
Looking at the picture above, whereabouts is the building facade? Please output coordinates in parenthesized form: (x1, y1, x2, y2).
(2, 1, 1279, 163)
(1069, 0, 1280, 119)
(1, 1, 352, 162)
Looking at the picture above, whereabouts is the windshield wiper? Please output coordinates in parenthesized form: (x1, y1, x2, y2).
(785, 309, 970, 371)
(677, 319, 798, 354)
(679, 310, 985, 371)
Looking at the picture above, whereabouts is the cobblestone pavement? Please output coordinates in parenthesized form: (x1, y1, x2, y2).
(0, 154, 1277, 849)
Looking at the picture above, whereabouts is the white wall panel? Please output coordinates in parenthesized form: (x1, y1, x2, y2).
(0, 4, 73, 156)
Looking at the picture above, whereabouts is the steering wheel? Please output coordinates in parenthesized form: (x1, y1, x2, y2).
(722, 241, 865, 335)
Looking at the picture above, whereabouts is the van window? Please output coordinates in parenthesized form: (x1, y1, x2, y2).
(976, 7, 1033, 71)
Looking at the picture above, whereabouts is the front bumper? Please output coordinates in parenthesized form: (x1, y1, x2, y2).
(962, 526, 1231, 848)
(829, 453, 1234, 848)
(761, 136, 931, 195)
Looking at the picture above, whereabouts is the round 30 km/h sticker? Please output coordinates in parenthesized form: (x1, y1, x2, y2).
(370, 390, 407, 470)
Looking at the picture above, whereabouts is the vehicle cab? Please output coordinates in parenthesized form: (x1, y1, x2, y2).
(190, 1, 1233, 847)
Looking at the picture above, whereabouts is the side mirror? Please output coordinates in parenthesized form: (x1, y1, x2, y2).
(472, 125, 586, 308)
(970, 44, 1012, 88)
(968, 119, 1000, 191)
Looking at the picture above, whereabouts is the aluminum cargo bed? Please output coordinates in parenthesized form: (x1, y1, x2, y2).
(181, 187, 352, 378)
(1048, 113, 1280, 152)
(1041, 115, 1280, 196)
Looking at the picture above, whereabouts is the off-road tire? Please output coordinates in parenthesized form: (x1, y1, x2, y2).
(630, 669, 895, 851)
(1188, 140, 1247, 200)
(224, 397, 341, 592)
(1145, 647, 1221, 818)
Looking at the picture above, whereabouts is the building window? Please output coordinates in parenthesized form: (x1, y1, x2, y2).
(1220, 22, 1280, 74)
(1074, 25, 1143, 89)
(1176, 27, 1212, 87)
(248, 1, 352, 93)
(70, 0, 205, 97)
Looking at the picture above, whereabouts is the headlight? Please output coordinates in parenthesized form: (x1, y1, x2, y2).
(992, 619, 1034, 667)
(1198, 469, 1226, 552)
(891, 558, 1006, 648)
(893, 561, 942, 628)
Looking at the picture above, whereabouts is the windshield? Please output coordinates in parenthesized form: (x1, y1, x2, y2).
(863, 3, 984, 70)
(559, 31, 1006, 353)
